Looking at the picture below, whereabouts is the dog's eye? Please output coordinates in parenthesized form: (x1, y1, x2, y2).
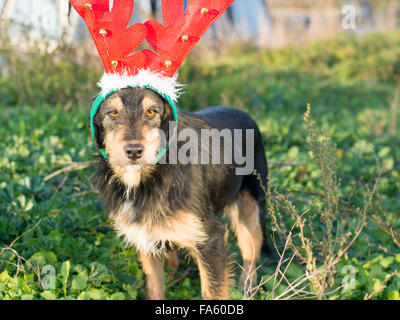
(146, 109, 156, 118)
(109, 109, 119, 119)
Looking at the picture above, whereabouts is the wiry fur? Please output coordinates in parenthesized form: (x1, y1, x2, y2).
(112, 208, 207, 257)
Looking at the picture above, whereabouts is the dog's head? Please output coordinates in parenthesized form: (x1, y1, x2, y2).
(92, 87, 172, 188)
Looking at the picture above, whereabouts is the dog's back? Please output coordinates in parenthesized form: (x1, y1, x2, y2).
(194, 106, 268, 202)
(195, 106, 269, 239)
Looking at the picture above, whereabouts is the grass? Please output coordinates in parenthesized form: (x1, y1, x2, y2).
(0, 29, 399, 300)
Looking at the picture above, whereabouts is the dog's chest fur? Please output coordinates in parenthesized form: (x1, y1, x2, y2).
(112, 202, 206, 256)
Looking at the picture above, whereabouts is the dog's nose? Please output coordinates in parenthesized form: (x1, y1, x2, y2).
(124, 144, 144, 160)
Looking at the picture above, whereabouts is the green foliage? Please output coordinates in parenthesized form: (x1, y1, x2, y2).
(186, 30, 400, 84)
(0, 29, 399, 299)
(0, 23, 102, 107)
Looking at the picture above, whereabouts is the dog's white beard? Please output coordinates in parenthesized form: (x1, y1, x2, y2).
(121, 165, 141, 198)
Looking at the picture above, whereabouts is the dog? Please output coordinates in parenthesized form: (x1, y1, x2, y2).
(91, 87, 268, 299)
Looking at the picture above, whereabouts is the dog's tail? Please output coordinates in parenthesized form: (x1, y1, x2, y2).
(252, 126, 273, 256)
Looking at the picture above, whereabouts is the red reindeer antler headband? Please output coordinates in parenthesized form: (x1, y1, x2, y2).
(70, 0, 234, 160)
(70, 0, 234, 99)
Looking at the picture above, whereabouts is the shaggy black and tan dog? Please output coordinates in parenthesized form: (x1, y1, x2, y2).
(91, 87, 268, 299)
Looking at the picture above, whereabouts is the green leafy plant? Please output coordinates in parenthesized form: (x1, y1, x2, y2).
(0, 24, 399, 300)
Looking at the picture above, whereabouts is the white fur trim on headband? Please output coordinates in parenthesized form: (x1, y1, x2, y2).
(97, 69, 183, 101)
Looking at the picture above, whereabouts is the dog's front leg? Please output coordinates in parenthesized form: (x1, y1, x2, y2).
(139, 251, 165, 300)
(191, 222, 231, 300)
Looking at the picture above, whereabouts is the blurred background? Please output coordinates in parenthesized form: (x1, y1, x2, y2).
(2, 0, 400, 46)
(0, 0, 399, 301)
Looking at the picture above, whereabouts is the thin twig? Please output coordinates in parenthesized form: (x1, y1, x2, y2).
(364, 271, 399, 300)
(167, 267, 193, 289)
(43, 161, 94, 182)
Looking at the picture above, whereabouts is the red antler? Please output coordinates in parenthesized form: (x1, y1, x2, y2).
(144, 0, 234, 77)
(70, 0, 234, 77)
(69, 0, 147, 74)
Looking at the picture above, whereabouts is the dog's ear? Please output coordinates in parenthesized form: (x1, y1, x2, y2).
(162, 100, 173, 122)
(92, 113, 105, 149)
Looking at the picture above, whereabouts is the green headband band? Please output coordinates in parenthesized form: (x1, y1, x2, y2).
(90, 85, 179, 163)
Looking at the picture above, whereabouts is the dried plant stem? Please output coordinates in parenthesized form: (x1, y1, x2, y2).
(43, 161, 94, 182)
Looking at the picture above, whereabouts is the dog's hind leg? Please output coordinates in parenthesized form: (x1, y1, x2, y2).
(139, 251, 165, 300)
(227, 190, 263, 294)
